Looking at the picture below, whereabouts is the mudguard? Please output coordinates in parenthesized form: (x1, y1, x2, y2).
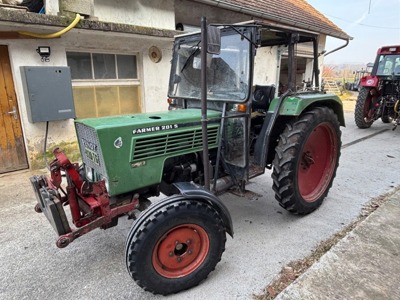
(360, 75, 379, 88)
(172, 182, 233, 236)
(268, 93, 345, 126)
(255, 92, 345, 167)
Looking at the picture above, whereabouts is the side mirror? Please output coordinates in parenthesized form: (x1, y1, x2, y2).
(207, 25, 221, 55)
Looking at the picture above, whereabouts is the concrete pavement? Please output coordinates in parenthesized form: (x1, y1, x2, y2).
(276, 189, 400, 300)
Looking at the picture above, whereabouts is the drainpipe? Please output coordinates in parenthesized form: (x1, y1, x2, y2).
(323, 39, 350, 57)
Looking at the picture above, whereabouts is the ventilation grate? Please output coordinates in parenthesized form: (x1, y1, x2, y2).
(133, 126, 219, 161)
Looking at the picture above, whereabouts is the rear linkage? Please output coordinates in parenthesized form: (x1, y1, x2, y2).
(31, 148, 139, 248)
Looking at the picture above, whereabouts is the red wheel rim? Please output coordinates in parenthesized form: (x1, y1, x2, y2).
(298, 123, 338, 202)
(152, 224, 209, 278)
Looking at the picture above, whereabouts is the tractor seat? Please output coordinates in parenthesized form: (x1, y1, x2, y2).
(252, 85, 276, 111)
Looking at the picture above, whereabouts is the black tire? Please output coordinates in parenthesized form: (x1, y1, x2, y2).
(125, 200, 226, 295)
(381, 114, 392, 123)
(381, 105, 393, 123)
(355, 87, 375, 128)
(272, 107, 341, 215)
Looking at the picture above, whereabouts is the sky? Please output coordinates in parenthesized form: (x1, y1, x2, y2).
(306, 0, 400, 65)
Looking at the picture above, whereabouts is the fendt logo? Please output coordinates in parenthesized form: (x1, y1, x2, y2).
(81, 138, 100, 166)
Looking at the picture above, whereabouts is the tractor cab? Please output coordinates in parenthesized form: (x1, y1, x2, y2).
(374, 49, 400, 76)
(167, 22, 338, 187)
(168, 22, 322, 107)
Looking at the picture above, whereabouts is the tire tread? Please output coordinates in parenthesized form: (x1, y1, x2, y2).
(355, 87, 373, 128)
(272, 106, 341, 214)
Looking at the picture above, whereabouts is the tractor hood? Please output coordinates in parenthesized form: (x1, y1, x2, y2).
(76, 109, 221, 130)
(74, 109, 222, 196)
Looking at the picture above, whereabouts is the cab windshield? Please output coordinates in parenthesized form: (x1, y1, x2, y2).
(376, 54, 400, 76)
(168, 28, 252, 102)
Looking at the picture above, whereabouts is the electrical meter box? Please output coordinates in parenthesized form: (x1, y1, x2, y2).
(21, 66, 76, 123)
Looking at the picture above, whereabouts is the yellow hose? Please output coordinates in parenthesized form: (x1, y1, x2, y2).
(18, 14, 81, 39)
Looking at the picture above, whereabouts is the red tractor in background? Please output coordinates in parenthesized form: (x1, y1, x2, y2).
(355, 45, 400, 129)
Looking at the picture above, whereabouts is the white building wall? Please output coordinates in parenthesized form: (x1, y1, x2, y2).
(94, 0, 176, 30)
(253, 46, 280, 89)
(44, 0, 59, 16)
(318, 35, 327, 87)
(5, 31, 173, 157)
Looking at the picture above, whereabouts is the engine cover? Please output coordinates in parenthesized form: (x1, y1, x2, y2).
(75, 109, 221, 196)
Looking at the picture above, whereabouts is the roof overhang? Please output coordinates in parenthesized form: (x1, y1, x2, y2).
(190, 0, 352, 41)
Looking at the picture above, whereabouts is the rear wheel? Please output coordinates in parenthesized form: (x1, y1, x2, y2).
(272, 107, 341, 214)
(355, 87, 376, 128)
(125, 200, 226, 295)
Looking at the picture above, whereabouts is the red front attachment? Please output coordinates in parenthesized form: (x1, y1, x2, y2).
(32, 148, 138, 248)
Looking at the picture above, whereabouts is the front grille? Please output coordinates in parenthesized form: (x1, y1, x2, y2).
(133, 125, 219, 161)
(75, 123, 107, 176)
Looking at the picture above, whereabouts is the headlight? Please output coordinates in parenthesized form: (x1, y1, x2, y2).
(102, 176, 109, 192)
(85, 165, 93, 181)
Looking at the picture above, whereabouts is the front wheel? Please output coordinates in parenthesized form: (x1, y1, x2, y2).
(272, 107, 341, 214)
(381, 105, 393, 123)
(381, 114, 392, 123)
(125, 200, 226, 295)
(355, 87, 377, 128)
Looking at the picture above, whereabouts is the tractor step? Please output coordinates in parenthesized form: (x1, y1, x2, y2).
(248, 163, 264, 178)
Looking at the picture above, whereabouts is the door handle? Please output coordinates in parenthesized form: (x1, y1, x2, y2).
(7, 106, 18, 120)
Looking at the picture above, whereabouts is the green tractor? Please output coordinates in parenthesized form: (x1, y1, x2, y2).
(31, 19, 344, 295)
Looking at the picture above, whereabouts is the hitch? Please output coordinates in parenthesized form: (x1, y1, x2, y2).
(31, 148, 138, 248)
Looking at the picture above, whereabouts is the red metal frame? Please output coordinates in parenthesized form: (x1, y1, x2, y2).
(47, 148, 138, 248)
(377, 45, 400, 55)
